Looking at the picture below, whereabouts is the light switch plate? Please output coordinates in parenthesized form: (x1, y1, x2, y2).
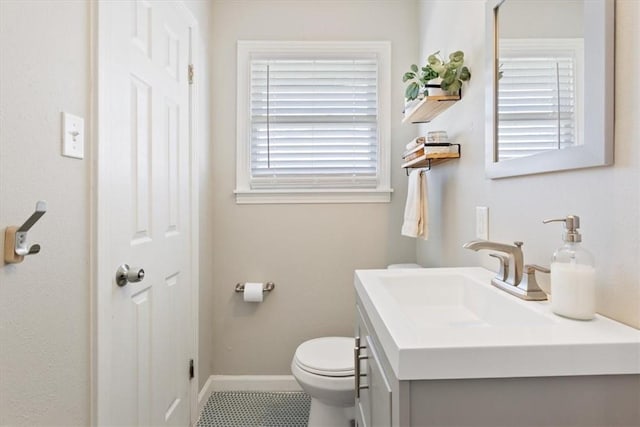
(476, 206, 489, 240)
(62, 112, 84, 159)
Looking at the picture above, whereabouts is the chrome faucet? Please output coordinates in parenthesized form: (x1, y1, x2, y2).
(463, 240, 548, 301)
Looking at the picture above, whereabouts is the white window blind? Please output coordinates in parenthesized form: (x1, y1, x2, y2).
(249, 55, 379, 189)
(498, 39, 583, 161)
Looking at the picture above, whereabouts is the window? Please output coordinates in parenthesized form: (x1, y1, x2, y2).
(236, 41, 391, 204)
(498, 39, 584, 161)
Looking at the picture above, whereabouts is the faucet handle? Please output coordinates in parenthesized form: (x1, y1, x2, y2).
(518, 264, 550, 300)
(489, 253, 509, 281)
(524, 264, 550, 274)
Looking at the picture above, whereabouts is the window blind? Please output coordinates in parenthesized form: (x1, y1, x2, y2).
(497, 51, 578, 161)
(249, 56, 379, 189)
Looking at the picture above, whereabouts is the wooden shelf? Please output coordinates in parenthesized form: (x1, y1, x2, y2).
(401, 144, 461, 171)
(401, 152, 460, 169)
(402, 93, 461, 124)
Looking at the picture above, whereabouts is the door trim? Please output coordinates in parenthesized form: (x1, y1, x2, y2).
(89, 2, 201, 424)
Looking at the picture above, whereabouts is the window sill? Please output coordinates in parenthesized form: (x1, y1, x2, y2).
(234, 188, 393, 204)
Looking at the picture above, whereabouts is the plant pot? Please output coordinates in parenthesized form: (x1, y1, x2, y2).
(425, 79, 447, 97)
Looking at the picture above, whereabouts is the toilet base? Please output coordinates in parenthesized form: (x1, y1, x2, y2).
(308, 399, 354, 427)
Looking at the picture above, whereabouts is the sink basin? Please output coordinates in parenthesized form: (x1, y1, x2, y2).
(379, 272, 550, 328)
(355, 267, 640, 380)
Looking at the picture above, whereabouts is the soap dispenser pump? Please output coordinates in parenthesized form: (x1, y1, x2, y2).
(543, 215, 596, 320)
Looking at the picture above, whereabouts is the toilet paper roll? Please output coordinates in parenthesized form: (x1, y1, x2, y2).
(243, 282, 264, 302)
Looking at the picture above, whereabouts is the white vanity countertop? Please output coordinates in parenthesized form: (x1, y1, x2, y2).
(355, 267, 640, 381)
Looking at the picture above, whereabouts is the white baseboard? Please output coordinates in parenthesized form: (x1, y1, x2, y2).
(199, 375, 302, 400)
(197, 375, 216, 415)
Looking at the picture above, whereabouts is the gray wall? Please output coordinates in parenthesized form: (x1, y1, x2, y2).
(204, 0, 418, 377)
(500, 0, 584, 38)
(416, 0, 640, 329)
(0, 1, 212, 425)
(0, 2, 90, 424)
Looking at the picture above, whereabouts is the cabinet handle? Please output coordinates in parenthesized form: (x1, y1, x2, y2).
(354, 337, 368, 398)
(354, 337, 361, 398)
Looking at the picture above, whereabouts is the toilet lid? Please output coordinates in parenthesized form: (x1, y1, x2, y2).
(294, 337, 354, 377)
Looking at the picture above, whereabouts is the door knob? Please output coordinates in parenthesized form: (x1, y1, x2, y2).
(115, 264, 145, 287)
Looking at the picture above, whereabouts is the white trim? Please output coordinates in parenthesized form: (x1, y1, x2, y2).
(89, 1, 98, 424)
(197, 376, 216, 419)
(177, 2, 202, 424)
(235, 188, 393, 204)
(93, 3, 113, 422)
(209, 375, 302, 392)
(235, 40, 392, 204)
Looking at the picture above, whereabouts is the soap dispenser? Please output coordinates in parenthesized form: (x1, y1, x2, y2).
(543, 215, 596, 320)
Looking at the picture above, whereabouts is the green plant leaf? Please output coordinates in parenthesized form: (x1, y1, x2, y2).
(459, 66, 471, 81)
(449, 51, 464, 62)
(422, 67, 439, 81)
(405, 82, 420, 101)
(402, 72, 415, 82)
(442, 68, 456, 84)
(427, 53, 442, 67)
(431, 57, 446, 75)
(410, 64, 419, 73)
(446, 80, 461, 94)
(448, 52, 464, 69)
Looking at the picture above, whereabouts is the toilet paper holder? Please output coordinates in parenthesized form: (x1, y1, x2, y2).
(235, 282, 276, 293)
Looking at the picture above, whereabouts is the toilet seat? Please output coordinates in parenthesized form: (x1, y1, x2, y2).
(293, 337, 354, 377)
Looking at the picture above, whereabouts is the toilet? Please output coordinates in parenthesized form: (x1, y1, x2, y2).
(292, 265, 421, 426)
(291, 337, 355, 427)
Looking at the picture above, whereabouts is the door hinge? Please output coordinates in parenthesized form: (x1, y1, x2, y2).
(189, 359, 194, 380)
(188, 64, 194, 85)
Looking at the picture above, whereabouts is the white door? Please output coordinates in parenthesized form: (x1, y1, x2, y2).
(96, 1, 195, 425)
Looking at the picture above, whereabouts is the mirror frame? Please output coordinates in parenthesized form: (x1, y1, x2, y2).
(485, 0, 614, 179)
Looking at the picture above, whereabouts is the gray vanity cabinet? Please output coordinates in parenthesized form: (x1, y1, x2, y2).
(355, 295, 640, 427)
(355, 303, 409, 427)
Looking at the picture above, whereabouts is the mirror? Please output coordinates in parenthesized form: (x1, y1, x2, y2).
(485, 0, 614, 179)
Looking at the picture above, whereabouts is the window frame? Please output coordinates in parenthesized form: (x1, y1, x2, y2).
(235, 40, 392, 204)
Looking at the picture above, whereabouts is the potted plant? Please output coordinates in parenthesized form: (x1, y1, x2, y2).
(402, 63, 439, 101)
(403, 50, 471, 101)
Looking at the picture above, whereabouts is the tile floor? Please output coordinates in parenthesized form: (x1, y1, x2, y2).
(197, 391, 311, 427)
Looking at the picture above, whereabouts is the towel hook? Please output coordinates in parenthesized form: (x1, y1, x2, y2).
(4, 201, 47, 264)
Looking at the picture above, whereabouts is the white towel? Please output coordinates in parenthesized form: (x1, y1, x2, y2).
(401, 170, 429, 240)
(405, 136, 426, 150)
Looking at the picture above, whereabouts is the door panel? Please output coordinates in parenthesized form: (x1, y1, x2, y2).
(98, 1, 193, 425)
(132, 290, 152, 427)
(130, 75, 152, 243)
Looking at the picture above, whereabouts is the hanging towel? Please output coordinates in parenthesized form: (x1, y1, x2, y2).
(401, 170, 429, 240)
(419, 170, 429, 240)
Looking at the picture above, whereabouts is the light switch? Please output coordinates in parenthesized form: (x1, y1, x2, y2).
(62, 112, 84, 159)
(476, 206, 489, 240)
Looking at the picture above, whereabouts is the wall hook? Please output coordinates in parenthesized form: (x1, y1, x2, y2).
(4, 201, 47, 264)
